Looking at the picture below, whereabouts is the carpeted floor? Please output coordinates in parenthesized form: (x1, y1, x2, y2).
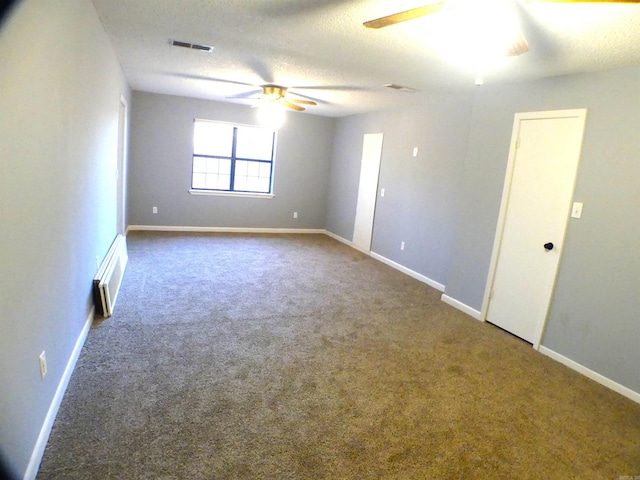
(38, 232, 640, 479)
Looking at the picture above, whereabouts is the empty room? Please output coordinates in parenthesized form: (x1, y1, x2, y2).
(1, 1, 640, 479)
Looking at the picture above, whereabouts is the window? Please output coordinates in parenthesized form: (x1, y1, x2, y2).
(191, 119, 276, 194)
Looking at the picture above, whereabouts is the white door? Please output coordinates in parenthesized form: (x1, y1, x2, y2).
(117, 96, 128, 235)
(484, 109, 587, 346)
(352, 133, 384, 252)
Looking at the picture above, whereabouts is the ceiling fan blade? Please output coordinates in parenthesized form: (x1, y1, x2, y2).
(290, 85, 366, 92)
(363, 2, 447, 29)
(167, 73, 256, 87)
(281, 100, 305, 111)
(226, 89, 262, 99)
(288, 98, 317, 106)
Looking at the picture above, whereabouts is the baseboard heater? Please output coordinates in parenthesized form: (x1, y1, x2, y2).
(93, 234, 128, 318)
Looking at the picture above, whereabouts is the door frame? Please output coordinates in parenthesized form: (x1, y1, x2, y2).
(480, 108, 587, 349)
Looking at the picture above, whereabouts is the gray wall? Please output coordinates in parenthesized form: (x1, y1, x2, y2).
(128, 92, 335, 229)
(325, 93, 474, 286)
(0, 0, 130, 477)
(444, 67, 640, 393)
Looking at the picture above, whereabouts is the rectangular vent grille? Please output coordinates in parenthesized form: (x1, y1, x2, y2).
(93, 234, 128, 318)
(384, 84, 417, 93)
(171, 39, 214, 52)
(191, 43, 213, 51)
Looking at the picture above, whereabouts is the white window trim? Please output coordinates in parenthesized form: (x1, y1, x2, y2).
(189, 189, 274, 199)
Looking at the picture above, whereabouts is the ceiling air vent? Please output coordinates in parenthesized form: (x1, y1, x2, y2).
(171, 39, 214, 52)
(384, 84, 417, 93)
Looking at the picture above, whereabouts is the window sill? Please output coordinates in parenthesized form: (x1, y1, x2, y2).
(189, 189, 274, 199)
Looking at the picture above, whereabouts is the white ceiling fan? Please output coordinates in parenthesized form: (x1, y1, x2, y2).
(228, 84, 318, 112)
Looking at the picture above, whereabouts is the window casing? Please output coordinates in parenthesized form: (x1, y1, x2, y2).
(191, 119, 276, 194)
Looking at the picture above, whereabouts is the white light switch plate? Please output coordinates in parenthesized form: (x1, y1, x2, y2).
(571, 202, 583, 219)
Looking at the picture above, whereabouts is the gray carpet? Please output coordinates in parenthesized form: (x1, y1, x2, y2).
(38, 232, 640, 479)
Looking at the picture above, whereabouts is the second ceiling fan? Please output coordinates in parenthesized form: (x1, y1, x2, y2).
(363, 0, 640, 57)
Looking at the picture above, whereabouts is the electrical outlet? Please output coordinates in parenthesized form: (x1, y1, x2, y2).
(39, 351, 47, 379)
(293, 212, 298, 219)
(152, 206, 158, 214)
(400, 241, 405, 251)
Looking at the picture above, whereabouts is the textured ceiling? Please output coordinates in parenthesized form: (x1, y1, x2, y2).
(91, 0, 640, 117)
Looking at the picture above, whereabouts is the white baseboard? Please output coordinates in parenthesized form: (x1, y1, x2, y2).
(24, 307, 95, 480)
(126, 225, 325, 235)
(440, 294, 483, 320)
(322, 231, 445, 292)
(369, 252, 445, 292)
(323, 230, 349, 244)
(323, 231, 371, 254)
(538, 346, 640, 406)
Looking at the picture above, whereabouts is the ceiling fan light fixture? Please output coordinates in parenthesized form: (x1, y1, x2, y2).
(231, 84, 315, 112)
(256, 102, 286, 130)
(261, 85, 287, 101)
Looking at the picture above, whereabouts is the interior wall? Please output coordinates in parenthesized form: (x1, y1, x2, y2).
(444, 66, 640, 394)
(0, 0, 130, 477)
(325, 93, 474, 286)
(128, 91, 335, 230)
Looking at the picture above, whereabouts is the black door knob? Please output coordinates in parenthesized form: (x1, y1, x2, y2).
(544, 242, 554, 251)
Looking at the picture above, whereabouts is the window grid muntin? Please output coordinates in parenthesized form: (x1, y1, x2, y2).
(233, 159, 272, 193)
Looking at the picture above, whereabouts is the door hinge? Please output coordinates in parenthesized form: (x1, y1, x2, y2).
(515, 137, 521, 149)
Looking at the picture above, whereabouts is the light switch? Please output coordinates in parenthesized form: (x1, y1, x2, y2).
(571, 202, 583, 219)
(380, 188, 385, 197)
(413, 147, 418, 157)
